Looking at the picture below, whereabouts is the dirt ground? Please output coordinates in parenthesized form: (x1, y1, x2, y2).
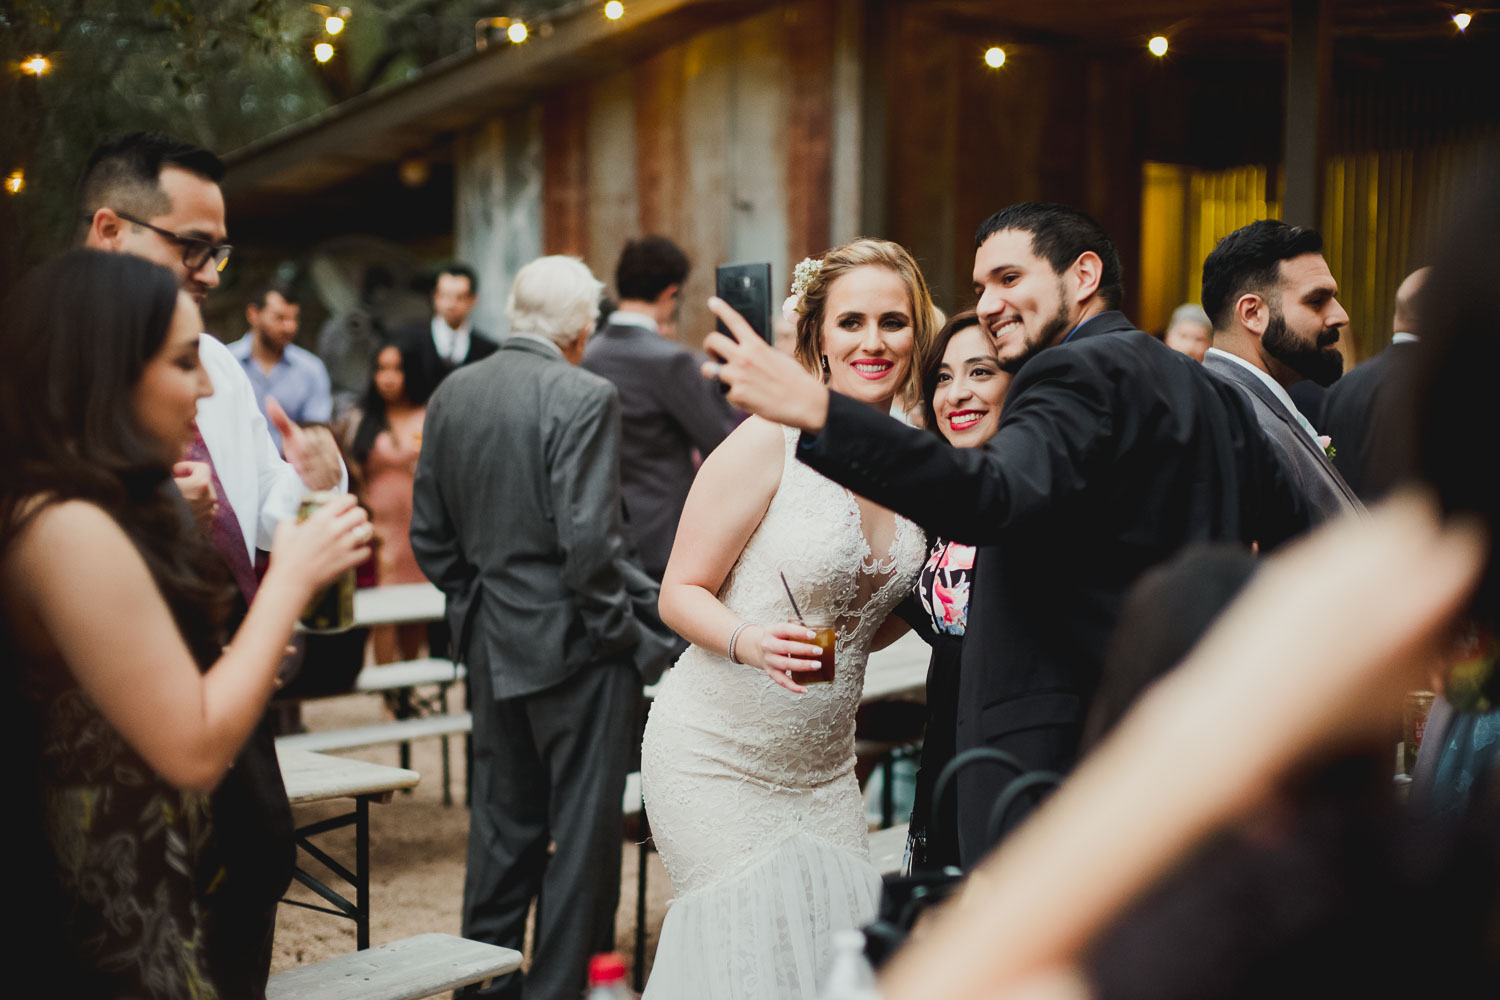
(270, 689, 672, 995)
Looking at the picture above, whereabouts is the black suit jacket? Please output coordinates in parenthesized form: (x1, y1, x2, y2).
(1202, 352, 1363, 523)
(581, 320, 736, 577)
(392, 319, 500, 392)
(798, 311, 1310, 864)
(1319, 340, 1419, 503)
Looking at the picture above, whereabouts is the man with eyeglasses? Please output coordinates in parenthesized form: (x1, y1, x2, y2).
(76, 131, 346, 999)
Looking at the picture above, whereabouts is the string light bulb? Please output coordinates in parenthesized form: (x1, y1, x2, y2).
(21, 55, 50, 76)
(1148, 35, 1169, 57)
(5, 171, 23, 195)
(1454, 12, 1472, 31)
(984, 46, 1006, 68)
(325, 15, 345, 34)
(605, 1, 624, 20)
(314, 42, 335, 63)
(508, 21, 528, 43)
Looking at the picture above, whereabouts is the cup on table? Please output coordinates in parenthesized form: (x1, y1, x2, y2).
(800, 614, 837, 685)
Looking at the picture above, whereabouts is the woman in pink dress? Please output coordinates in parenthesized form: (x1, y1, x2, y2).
(351, 334, 435, 662)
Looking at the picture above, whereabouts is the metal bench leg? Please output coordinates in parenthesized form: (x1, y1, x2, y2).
(441, 735, 453, 808)
(881, 753, 896, 828)
(356, 797, 370, 950)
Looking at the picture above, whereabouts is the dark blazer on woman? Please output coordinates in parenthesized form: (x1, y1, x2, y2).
(797, 310, 1311, 864)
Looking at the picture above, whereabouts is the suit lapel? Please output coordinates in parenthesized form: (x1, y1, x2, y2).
(1206, 355, 1361, 507)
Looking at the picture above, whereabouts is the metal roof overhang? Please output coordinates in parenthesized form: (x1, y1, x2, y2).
(221, 0, 774, 214)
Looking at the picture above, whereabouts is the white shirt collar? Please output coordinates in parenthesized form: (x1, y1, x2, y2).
(431, 315, 473, 366)
(507, 332, 564, 357)
(607, 310, 658, 334)
(1206, 347, 1321, 443)
(1391, 332, 1419, 345)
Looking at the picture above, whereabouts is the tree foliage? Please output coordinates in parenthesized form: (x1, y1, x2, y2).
(1, 0, 568, 291)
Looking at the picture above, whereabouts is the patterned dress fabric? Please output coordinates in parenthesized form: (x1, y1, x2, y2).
(24, 660, 219, 999)
(916, 539, 975, 637)
(641, 426, 925, 999)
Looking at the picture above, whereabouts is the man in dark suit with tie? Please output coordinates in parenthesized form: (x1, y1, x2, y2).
(703, 203, 1310, 865)
(394, 263, 499, 390)
(411, 255, 676, 998)
(1199, 220, 1364, 522)
(1319, 267, 1429, 502)
(582, 236, 736, 580)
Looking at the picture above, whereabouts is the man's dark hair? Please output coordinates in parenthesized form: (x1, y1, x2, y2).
(974, 203, 1123, 310)
(248, 280, 299, 310)
(74, 132, 224, 245)
(1200, 220, 1324, 331)
(437, 263, 479, 297)
(615, 235, 690, 302)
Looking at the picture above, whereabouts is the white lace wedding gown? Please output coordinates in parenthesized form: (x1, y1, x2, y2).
(641, 427, 926, 999)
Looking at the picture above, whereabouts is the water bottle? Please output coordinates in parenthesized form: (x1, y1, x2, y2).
(587, 953, 632, 999)
(818, 929, 881, 1000)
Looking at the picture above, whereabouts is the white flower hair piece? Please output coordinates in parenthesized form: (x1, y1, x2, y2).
(786, 256, 824, 316)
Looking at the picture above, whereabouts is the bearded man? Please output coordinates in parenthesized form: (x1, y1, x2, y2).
(1201, 220, 1364, 522)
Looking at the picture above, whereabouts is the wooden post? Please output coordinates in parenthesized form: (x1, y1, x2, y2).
(1282, 0, 1331, 227)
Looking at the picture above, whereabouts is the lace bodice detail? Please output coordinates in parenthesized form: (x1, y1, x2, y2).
(647, 424, 926, 795)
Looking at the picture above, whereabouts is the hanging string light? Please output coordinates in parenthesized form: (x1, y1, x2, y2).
(604, 1, 624, 20)
(314, 41, 335, 62)
(1148, 35, 1169, 57)
(984, 46, 1006, 68)
(5, 171, 24, 195)
(508, 21, 529, 43)
(1453, 12, 1473, 31)
(21, 55, 51, 76)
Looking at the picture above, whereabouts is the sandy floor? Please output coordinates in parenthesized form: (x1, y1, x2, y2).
(270, 688, 672, 995)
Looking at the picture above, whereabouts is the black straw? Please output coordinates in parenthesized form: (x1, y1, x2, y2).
(779, 572, 807, 624)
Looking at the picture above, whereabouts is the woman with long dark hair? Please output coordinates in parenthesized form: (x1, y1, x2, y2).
(348, 331, 434, 663)
(0, 250, 370, 999)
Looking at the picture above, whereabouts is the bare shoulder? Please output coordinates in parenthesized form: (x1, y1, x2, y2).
(702, 415, 787, 470)
(2, 500, 137, 598)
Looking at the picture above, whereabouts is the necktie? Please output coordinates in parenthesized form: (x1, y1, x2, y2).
(186, 423, 260, 604)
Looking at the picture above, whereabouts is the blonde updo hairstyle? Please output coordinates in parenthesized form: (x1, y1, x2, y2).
(793, 238, 939, 407)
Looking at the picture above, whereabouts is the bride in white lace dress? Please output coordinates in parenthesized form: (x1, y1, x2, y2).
(642, 239, 938, 999)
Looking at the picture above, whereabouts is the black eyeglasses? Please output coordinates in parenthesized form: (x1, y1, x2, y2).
(90, 211, 233, 272)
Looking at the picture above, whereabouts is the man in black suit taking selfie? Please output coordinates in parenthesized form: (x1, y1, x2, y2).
(705, 203, 1310, 865)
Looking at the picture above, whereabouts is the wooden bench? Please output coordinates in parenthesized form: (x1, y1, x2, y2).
(354, 658, 465, 694)
(278, 713, 472, 807)
(266, 932, 521, 1000)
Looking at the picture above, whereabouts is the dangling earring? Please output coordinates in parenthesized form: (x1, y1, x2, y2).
(820, 355, 831, 384)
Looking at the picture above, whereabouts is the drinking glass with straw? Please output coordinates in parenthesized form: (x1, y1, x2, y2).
(780, 571, 837, 685)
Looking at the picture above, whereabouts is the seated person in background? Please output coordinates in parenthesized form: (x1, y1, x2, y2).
(0, 251, 369, 999)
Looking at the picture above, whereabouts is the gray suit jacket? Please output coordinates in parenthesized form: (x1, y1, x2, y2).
(1203, 351, 1363, 523)
(581, 320, 735, 577)
(410, 338, 677, 699)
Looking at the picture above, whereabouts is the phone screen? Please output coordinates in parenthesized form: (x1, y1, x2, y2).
(715, 262, 774, 345)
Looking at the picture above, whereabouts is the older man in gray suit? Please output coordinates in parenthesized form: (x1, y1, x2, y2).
(411, 255, 676, 999)
(582, 236, 735, 579)
(1200, 220, 1363, 522)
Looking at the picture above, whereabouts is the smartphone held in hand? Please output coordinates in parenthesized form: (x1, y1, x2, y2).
(715, 262, 775, 345)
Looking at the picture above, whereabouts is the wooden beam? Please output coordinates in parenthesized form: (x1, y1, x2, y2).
(1282, 0, 1331, 227)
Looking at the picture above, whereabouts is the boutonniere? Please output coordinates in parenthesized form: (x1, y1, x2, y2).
(1318, 434, 1336, 460)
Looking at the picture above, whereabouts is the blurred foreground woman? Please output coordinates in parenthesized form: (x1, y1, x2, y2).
(0, 251, 369, 998)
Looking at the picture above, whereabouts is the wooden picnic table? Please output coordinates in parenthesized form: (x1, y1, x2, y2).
(277, 747, 420, 950)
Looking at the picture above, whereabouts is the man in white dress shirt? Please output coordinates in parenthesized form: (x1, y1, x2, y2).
(76, 131, 345, 998)
(1199, 219, 1363, 523)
